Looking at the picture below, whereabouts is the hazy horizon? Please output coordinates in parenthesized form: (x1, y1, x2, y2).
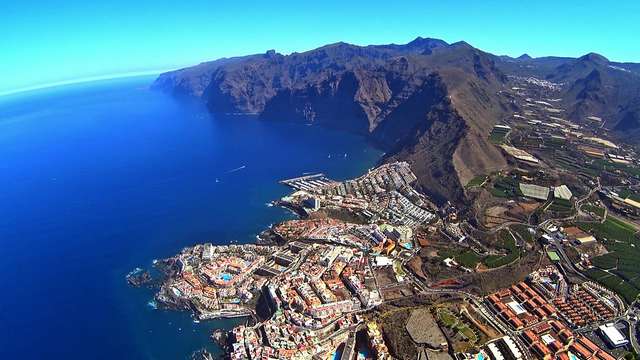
(0, 69, 175, 98)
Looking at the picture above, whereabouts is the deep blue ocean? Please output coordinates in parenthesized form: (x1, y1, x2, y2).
(0, 75, 382, 359)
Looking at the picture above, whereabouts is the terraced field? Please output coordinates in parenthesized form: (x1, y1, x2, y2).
(580, 218, 640, 303)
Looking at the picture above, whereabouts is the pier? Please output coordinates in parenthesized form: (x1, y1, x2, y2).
(279, 173, 336, 192)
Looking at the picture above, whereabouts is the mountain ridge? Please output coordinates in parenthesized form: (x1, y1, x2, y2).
(152, 37, 640, 204)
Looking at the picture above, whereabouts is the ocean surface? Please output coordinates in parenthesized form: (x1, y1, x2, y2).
(0, 75, 383, 359)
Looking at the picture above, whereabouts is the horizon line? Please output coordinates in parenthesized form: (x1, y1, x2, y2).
(0, 69, 177, 98)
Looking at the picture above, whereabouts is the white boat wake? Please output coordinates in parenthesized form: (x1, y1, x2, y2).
(226, 165, 246, 174)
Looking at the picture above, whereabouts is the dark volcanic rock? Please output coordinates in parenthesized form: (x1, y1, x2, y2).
(381, 74, 468, 204)
(126, 268, 152, 287)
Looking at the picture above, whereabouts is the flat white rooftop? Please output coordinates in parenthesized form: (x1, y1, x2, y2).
(599, 323, 629, 347)
(541, 334, 555, 345)
(507, 301, 527, 315)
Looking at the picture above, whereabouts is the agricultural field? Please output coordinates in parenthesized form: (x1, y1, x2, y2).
(553, 151, 600, 177)
(583, 204, 606, 218)
(543, 136, 566, 149)
(591, 159, 640, 178)
(510, 134, 539, 148)
(545, 198, 574, 216)
(616, 188, 640, 202)
(580, 218, 640, 303)
(490, 176, 521, 198)
(488, 126, 510, 144)
(579, 217, 637, 243)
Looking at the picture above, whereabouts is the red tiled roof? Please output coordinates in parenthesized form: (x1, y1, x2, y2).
(571, 343, 593, 360)
(532, 342, 551, 356)
(578, 336, 600, 353)
(523, 330, 538, 344)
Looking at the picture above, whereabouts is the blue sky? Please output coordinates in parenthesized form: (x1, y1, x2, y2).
(1, 0, 639, 94)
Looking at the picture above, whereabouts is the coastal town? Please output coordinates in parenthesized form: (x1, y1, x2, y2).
(131, 76, 640, 360)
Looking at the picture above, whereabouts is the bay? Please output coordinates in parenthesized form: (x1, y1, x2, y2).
(0, 75, 382, 359)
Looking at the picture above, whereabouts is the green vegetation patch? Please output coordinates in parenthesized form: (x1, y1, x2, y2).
(612, 280, 640, 304)
(488, 127, 510, 144)
(465, 175, 488, 189)
(490, 176, 521, 199)
(459, 327, 477, 342)
(546, 136, 566, 145)
(437, 309, 458, 327)
(456, 251, 482, 268)
(483, 231, 520, 268)
(511, 224, 534, 243)
(592, 253, 618, 270)
(393, 261, 406, 277)
(617, 188, 640, 202)
(553, 152, 600, 177)
(588, 159, 640, 178)
(439, 248, 482, 269)
(580, 218, 640, 303)
(583, 204, 606, 218)
(585, 267, 610, 281)
(546, 199, 574, 215)
(578, 218, 637, 243)
(436, 308, 478, 344)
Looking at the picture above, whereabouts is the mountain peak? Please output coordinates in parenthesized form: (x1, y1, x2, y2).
(450, 41, 473, 49)
(406, 36, 448, 47)
(264, 49, 280, 58)
(405, 36, 448, 55)
(324, 41, 351, 48)
(578, 52, 609, 65)
(517, 53, 532, 60)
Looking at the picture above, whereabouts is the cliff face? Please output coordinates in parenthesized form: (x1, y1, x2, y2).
(154, 38, 640, 203)
(380, 74, 469, 204)
(152, 38, 514, 204)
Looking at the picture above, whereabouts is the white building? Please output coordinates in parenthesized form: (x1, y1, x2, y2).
(599, 323, 629, 348)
